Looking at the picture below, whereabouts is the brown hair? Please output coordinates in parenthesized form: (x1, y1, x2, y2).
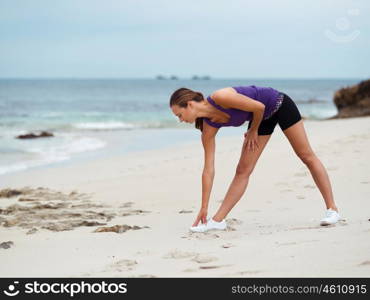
(169, 87, 205, 131)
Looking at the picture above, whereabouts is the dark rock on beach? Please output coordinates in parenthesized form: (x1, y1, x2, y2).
(16, 131, 54, 139)
(0, 241, 14, 249)
(0, 189, 23, 198)
(329, 79, 370, 119)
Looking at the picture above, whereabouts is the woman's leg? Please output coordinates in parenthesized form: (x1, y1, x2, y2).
(282, 120, 338, 211)
(212, 134, 272, 222)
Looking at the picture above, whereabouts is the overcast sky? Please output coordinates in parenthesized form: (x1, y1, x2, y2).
(0, 0, 369, 79)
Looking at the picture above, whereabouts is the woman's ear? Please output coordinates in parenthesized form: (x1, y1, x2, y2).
(188, 100, 196, 109)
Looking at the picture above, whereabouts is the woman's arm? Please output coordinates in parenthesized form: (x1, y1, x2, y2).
(201, 132, 216, 210)
(210, 88, 265, 113)
(211, 88, 265, 130)
(248, 109, 264, 131)
(192, 123, 218, 226)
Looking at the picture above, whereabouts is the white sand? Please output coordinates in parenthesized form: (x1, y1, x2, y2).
(0, 117, 370, 277)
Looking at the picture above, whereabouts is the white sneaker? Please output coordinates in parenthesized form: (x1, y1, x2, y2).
(320, 208, 341, 226)
(189, 217, 227, 233)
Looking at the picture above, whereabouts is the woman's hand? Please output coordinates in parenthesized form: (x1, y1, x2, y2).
(243, 129, 259, 152)
(192, 207, 208, 226)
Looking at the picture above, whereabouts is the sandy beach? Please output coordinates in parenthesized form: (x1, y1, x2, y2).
(1, 116, 370, 278)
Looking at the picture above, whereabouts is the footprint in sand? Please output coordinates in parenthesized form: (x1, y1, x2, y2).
(119, 202, 134, 208)
(275, 182, 289, 187)
(162, 249, 198, 259)
(164, 250, 223, 271)
(183, 268, 198, 272)
(280, 189, 294, 193)
(191, 254, 232, 272)
(135, 250, 156, 256)
(225, 218, 243, 232)
(189, 232, 243, 242)
(277, 207, 290, 211)
(104, 259, 138, 273)
(188, 232, 221, 240)
(178, 209, 193, 214)
(221, 243, 235, 248)
(276, 241, 298, 246)
(199, 265, 230, 270)
(184, 265, 232, 272)
(289, 226, 323, 231)
(327, 166, 339, 171)
(226, 218, 243, 227)
(276, 240, 319, 246)
(191, 254, 218, 264)
(304, 184, 316, 189)
(294, 172, 308, 177)
(358, 260, 370, 267)
(233, 270, 262, 275)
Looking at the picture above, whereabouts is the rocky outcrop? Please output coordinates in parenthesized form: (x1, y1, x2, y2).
(329, 79, 370, 119)
(16, 131, 54, 139)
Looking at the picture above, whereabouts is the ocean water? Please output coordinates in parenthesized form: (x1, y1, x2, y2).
(0, 78, 361, 176)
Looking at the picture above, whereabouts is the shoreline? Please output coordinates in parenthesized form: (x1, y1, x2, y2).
(0, 115, 341, 179)
(0, 125, 246, 179)
(1, 116, 370, 277)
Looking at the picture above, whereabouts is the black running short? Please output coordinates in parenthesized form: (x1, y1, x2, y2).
(247, 92, 302, 135)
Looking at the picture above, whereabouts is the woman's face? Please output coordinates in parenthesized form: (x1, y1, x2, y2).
(171, 102, 197, 124)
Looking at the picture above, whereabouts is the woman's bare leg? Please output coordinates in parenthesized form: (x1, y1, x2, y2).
(213, 134, 272, 222)
(282, 120, 338, 211)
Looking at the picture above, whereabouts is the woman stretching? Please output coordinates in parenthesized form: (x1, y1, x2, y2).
(169, 85, 341, 232)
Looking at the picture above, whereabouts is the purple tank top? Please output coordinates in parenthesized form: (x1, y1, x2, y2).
(203, 85, 284, 128)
